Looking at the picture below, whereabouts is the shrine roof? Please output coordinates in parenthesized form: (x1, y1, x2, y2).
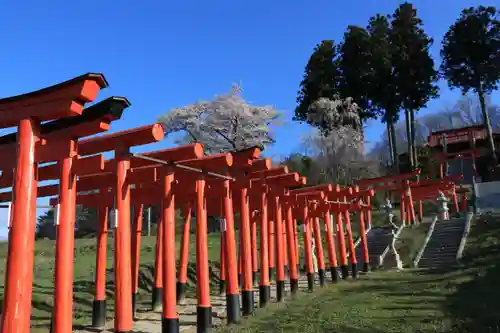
(0, 73, 108, 103)
(0, 96, 129, 146)
(0, 73, 108, 128)
(429, 125, 485, 137)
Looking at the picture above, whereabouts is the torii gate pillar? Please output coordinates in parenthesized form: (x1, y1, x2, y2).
(1, 119, 39, 333)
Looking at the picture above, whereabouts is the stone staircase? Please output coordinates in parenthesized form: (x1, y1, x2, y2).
(417, 217, 466, 269)
(355, 227, 394, 269)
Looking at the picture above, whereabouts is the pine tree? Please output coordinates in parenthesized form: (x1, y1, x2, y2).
(367, 14, 402, 172)
(294, 40, 339, 125)
(338, 26, 377, 121)
(390, 2, 439, 170)
(36, 210, 56, 240)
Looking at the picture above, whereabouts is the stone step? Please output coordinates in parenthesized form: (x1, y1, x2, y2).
(416, 217, 466, 269)
(432, 230, 464, 235)
(421, 253, 458, 259)
(426, 241, 462, 247)
(427, 234, 463, 239)
(419, 259, 458, 265)
(426, 241, 461, 247)
(428, 234, 463, 239)
(422, 250, 459, 256)
(365, 244, 390, 250)
(421, 253, 458, 260)
(431, 230, 463, 234)
(432, 228, 463, 232)
(433, 228, 464, 232)
(368, 244, 390, 249)
(432, 228, 463, 233)
(419, 260, 457, 266)
(418, 262, 457, 268)
(425, 249, 460, 254)
(426, 241, 460, 245)
(425, 242, 461, 248)
(421, 251, 458, 258)
(426, 244, 461, 249)
(355, 230, 394, 263)
(427, 240, 463, 245)
(358, 243, 388, 249)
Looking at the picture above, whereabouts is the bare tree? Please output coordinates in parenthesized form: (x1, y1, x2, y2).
(158, 84, 281, 153)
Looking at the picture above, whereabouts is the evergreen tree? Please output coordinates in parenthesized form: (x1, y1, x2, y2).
(294, 40, 339, 125)
(441, 6, 500, 164)
(338, 26, 377, 121)
(281, 153, 316, 183)
(367, 14, 402, 172)
(35, 206, 98, 239)
(390, 2, 439, 170)
(74, 206, 98, 237)
(36, 210, 56, 240)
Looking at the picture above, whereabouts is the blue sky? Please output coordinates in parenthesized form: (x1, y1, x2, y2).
(0, 0, 499, 238)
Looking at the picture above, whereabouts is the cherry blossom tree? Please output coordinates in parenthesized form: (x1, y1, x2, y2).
(306, 96, 363, 136)
(158, 84, 281, 153)
(299, 97, 380, 184)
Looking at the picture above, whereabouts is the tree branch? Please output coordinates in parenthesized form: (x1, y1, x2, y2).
(212, 128, 237, 149)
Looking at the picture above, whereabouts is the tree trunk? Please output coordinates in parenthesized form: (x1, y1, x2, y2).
(389, 119, 400, 174)
(410, 110, 418, 170)
(478, 84, 497, 165)
(386, 122, 395, 167)
(405, 109, 414, 171)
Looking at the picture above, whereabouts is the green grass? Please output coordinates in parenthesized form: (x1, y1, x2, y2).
(0, 232, 223, 331)
(216, 214, 500, 333)
(15, 210, 385, 331)
(2, 208, 468, 332)
(395, 222, 431, 268)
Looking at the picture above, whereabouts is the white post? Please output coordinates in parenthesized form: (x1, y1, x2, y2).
(53, 204, 61, 226)
(7, 203, 12, 229)
(220, 217, 227, 232)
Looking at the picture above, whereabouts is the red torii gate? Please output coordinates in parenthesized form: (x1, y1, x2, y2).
(392, 181, 460, 219)
(427, 126, 484, 184)
(73, 146, 244, 332)
(257, 172, 304, 300)
(29, 123, 166, 333)
(217, 166, 305, 304)
(50, 147, 276, 330)
(430, 148, 480, 179)
(0, 72, 384, 333)
(0, 73, 117, 333)
(375, 175, 462, 221)
(355, 171, 420, 225)
(289, 184, 372, 280)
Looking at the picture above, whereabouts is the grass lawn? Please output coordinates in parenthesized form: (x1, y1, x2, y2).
(395, 222, 431, 268)
(0, 207, 439, 331)
(216, 214, 500, 333)
(0, 232, 222, 331)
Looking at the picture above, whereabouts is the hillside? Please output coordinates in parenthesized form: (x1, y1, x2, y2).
(216, 214, 500, 333)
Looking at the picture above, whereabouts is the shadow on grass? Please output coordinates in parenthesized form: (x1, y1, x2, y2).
(215, 215, 499, 333)
(437, 216, 500, 332)
(25, 259, 224, 330)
